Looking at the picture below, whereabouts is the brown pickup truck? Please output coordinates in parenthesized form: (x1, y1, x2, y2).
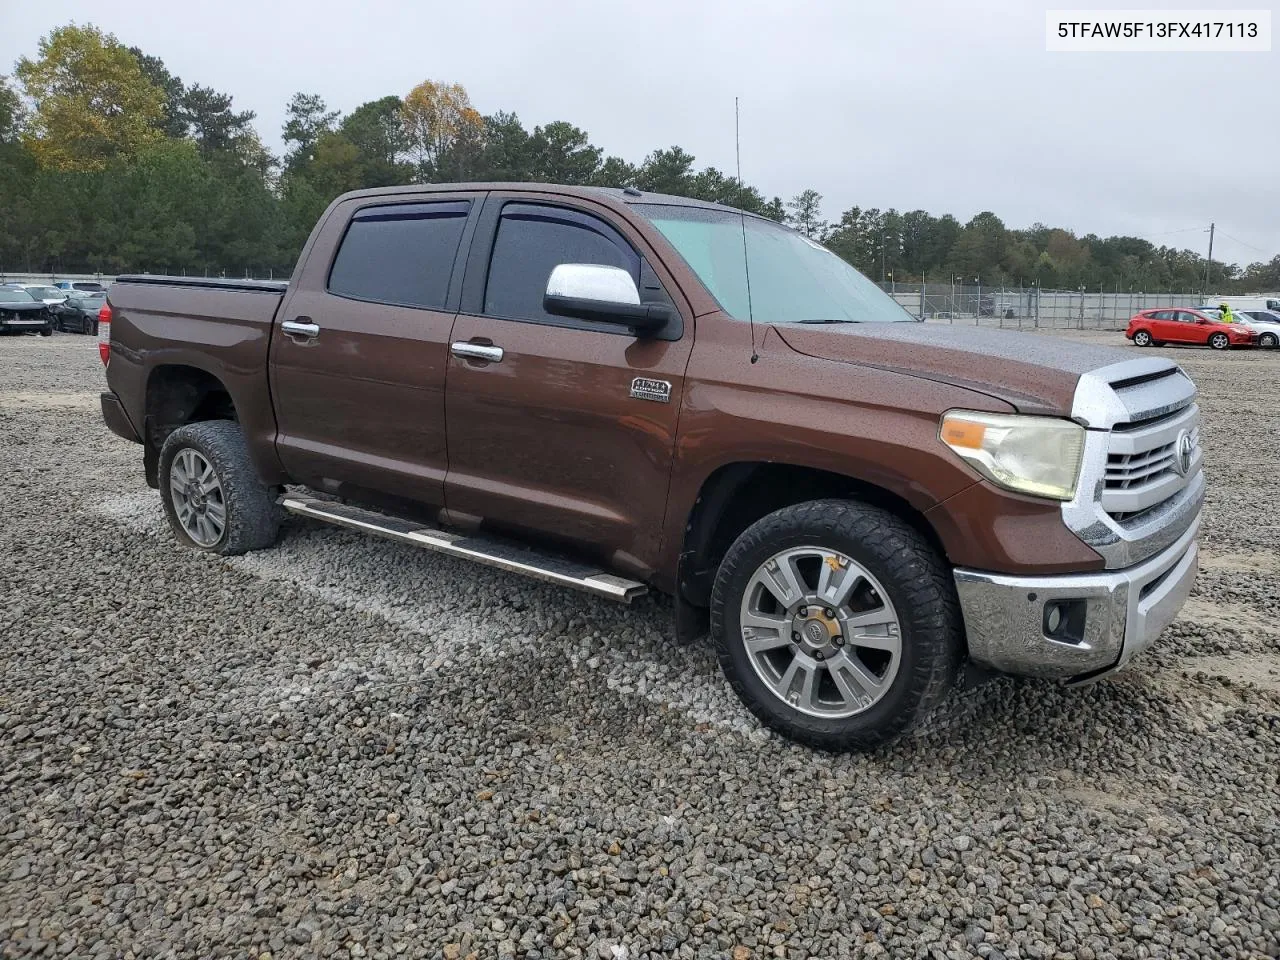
(99, 183, 1204, 750)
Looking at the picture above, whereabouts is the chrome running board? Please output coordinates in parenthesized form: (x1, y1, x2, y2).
(279, 496, 649, 603)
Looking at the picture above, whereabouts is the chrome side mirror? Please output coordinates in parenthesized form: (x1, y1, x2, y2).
(543, 263, 673, 336)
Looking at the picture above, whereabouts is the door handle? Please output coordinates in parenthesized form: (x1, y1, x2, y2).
(451, 341, 504, 363)
(282, 319, 320, 339)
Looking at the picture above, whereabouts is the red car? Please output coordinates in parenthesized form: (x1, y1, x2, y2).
(1125, 308, 1256, 350)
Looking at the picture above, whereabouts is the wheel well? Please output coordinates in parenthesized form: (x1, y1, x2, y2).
(678, 463, 948, 607)
(143, 365, 237, 485)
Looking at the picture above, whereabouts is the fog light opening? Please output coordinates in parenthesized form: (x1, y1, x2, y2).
(1043, 599, 1087, 646)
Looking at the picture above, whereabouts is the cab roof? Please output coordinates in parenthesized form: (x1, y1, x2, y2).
(334, 182, 767, 220)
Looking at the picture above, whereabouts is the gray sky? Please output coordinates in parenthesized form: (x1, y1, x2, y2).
(3, 0, 1277, 267)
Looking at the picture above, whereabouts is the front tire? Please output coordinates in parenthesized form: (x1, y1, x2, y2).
(1260, 332, 1277, 348)
(710, 499, 962, 751)
(1132, 330, 1152, 347)
(159, 421, 282, 556)
(1209, 332, 1230, 350)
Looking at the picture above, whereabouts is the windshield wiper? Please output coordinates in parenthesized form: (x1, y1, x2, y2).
(795, 318, 862, 324)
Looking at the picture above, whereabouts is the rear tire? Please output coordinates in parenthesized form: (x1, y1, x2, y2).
(159, 421, 282, 556)
(1132, 330, 1152, 347)
(1209, 332, 1230, 350)
(710, 499, 962, 751)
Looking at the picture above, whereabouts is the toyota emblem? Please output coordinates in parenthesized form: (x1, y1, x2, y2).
(1174, 430, 1195, 477)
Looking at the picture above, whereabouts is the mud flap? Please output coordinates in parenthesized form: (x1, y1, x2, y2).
(674, 594, 709, 645)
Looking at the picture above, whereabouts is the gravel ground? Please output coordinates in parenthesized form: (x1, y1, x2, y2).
(2, 331, 1278, 960)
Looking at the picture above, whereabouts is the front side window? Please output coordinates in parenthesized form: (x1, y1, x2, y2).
(634, 203, 913, 324)
(328, 200, 470, 309)
(483, 204, 639, 323)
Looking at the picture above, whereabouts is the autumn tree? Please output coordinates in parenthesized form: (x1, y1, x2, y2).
(15, 25, 165, 170)
(400, 81, 483, 181)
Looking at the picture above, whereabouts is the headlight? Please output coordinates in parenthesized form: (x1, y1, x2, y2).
(940, 411, 1085, 501)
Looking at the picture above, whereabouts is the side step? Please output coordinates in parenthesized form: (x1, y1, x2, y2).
(279, 496, 649, 603)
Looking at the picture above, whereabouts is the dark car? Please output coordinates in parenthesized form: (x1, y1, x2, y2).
(52, 293, 106, 334)
(0, 288, 54, 336)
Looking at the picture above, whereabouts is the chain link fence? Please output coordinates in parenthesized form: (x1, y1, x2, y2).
(880, 282, 1212, 330)
(0, 271, 1213, 332)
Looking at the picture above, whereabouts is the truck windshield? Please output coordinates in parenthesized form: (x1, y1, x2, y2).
(634, 203, 914, 324)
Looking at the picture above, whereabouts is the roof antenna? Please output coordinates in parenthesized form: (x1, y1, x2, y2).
(735, 96, 742, 185)
(736, 97, 757, 364)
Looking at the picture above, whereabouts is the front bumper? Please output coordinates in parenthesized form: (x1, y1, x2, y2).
(0, 318, 49, 330)
(953, 514, 1200, 682)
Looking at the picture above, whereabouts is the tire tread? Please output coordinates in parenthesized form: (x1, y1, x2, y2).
(159, 421, 281, 556)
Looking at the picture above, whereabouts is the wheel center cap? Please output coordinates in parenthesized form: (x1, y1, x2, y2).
(803, 620, 829, 645)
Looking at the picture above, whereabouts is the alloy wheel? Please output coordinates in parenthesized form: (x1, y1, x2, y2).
(738, 546, 902, 719)
(169, 448, 226, 546)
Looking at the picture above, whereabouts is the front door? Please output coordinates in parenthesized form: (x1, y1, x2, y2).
(443, 197, 693, 575)
(269, 193, 480, 508)
(1175, 310, 1210, 344)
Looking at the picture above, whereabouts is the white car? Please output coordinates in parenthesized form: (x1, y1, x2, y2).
(1240, 310, 1280, 348)
(1197, 306, 1280, 348)
(13, 284, 70, 306)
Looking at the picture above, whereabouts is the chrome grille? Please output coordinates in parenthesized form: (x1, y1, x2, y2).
(1065, 358, 1204, 570)
(1100, 404, 1200, 520)
(1106, 443, 1176, 488)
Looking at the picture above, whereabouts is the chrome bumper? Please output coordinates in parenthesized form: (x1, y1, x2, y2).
(953, 515, 1200, 682)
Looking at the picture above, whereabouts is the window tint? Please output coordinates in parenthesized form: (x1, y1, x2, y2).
(1150, 311, 1175, 320)
(328, 201, 470, 309)
(1177, 312, 1203, 323)
(483, 204, 639, 323)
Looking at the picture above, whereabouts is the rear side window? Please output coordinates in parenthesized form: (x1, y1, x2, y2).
(483, 203, 639, 323)
(328, 201, 470, 309)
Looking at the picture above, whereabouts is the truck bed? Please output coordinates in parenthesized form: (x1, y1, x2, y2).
(104, 274, 291, 486)
(113, 275, 289, 294)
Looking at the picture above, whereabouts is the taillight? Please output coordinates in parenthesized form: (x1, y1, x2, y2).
(98, 303, 112, 366)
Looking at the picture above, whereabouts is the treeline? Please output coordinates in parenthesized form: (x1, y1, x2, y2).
(2, 23, 1277, 293)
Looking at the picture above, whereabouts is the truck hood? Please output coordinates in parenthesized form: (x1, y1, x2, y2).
(773, 322, 1133, 416)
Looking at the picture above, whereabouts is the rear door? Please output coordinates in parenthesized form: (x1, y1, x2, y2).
(1148, 310, 1180, 342)
(269, 192, 482, 508)
(443, 194, 694, 575)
